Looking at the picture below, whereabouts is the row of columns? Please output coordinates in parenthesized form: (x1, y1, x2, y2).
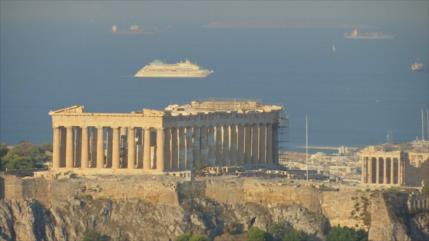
(52, 126, 164, 171)
(52, 123, 277, 172)
(361, 156, 404, 185)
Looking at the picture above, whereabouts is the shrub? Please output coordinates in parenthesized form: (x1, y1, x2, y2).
(269, 222, 289, 241)
(176, 233, 192, 241)
(248, 227, 272, 241)
(283, 229, 307, 241)
(82, 230, 105, 241)
(189, 234, 209, 241)
(327, 226, 367, 241)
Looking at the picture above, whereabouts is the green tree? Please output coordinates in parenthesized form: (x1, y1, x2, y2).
(327, 226, 367, 241)
(176, 233, 192, 241)
(248, 227, 272, 241)
(189, 234, 209, 241)
(283, 229, 307, 241)
(0, 142, 9, 170)
(82, 230, 105, 241)
(1, 141, 47, 170)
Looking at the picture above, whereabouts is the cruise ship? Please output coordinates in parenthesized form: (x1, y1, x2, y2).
(411, 62, 424, 72)
(344, 28, 394, 40)
(134, 60, 213, 78)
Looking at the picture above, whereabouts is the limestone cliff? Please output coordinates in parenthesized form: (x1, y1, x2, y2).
(0, 175, 427, 241)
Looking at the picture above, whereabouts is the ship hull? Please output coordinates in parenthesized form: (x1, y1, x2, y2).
(135, 71, 213, 78)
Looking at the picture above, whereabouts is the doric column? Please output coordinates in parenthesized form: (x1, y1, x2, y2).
(192, 126, 201, 168)
(375, 158, 380, 184)
(178, 127, 186, 170)
(215, 125, 222, 165)
(207, 126, 215, 166)
(52, 127, 61, 169)
(143, 128, 151, 170)
(200, 126, 209, 165)
(112, 127, 120, 169)
(164, 128, 171, 170)
(237, 125, 244, 164)
(222, 124, 230, 166)
(171, 128, 178, 170)
(368, 158, 374, 183)
(397, 158, 402, 185)
(258, 124, 266, 164)
(127, 127, 135, 169)
(266, 124, 273, 164)
(65, 126, 74, 168)
(185, 127, 193, 170)
(383, 158, 388, 184)
(230, 124, 237, 165)
(244, 125, 252, 163)
(81, 126, 89, 168)
(156, 128, 165, 171)
(251, 125, 259, 163)
(390, 158, 395, 184)
(361, 157, 367, 183)
(96, 127, 104, 168)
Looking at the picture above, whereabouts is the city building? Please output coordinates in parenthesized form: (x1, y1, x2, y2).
(49, 100, 285, 174)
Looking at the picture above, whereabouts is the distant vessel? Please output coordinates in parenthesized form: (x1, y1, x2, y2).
(411, 62, 424, 72)
(134, 60, 213, 78)
(344, 28, 394, 40)
(332, 44, 336, 53)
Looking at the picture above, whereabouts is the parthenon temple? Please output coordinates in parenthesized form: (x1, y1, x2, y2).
(49, 100, 285, 174)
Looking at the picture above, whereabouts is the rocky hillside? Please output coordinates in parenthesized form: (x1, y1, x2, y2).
(0, 175, 427, 241)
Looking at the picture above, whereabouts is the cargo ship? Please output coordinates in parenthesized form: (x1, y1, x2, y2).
(134, 60, 213, 78)
(344, 28, 394, 40)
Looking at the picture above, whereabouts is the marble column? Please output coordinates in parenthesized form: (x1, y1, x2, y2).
(156, 128, 165, 171)
(200, 126, 209, 165)
(128, 127, 135, 169)
(230, 124, 237, 165)
(375, 158, 380, 184)
(96, 127, 104, 168)
(390, 158, 395, 184)
(266, 124, 273, 164)
(237, 125, 244, 164)
(258, 124, 266, 163)
(143, 128, 151, 170)
(164, 128, 171, 170)
(52, 127, 61, 169)
(112, 127, 120, 169)
(215, 125, 222, 166)
(397, 158, 402, 185)
(178, 127, 186, 170)
(81, 126, 89, 168)
(361, 157, 367, 183)
(368, 158, 374, 184)
(383, 158, 388, 184)
(222, 125, 230, 166)
(185, 127, 193, 169)
(192, 127, 201, 168)
(244, 125, 252, 163)
(65, 126, 74, 168)
(251, 125, 259, 163)
(207, 126, 215, 166)
(171, 128, 178, 170)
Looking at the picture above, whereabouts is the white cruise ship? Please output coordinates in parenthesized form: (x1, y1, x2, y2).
(134, 60, 213, 78)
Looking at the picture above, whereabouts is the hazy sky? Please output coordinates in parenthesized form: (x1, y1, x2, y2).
(2, 1, 428, 28)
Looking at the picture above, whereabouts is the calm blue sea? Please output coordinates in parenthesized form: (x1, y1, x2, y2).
(1, 2, 428, 150)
